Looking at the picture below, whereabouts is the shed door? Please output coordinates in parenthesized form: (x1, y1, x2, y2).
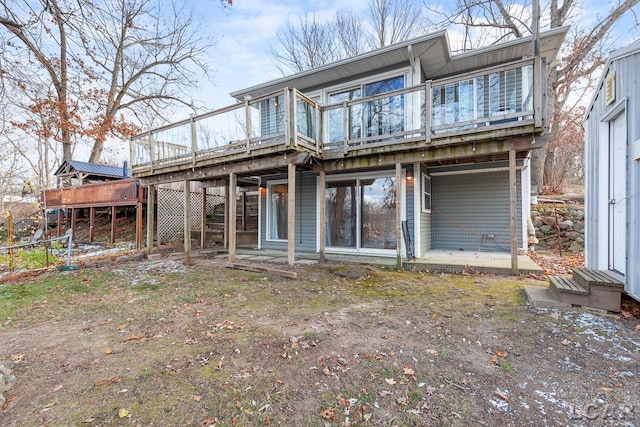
(609, 112, 627, 274)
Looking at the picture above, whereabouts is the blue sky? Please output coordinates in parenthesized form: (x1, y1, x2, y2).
(191, 0, 639, 113)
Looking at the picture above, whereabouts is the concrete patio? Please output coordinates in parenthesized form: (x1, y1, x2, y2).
(182, 248, 544, 276)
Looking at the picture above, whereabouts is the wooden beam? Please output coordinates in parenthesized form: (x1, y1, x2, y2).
(319, 136, 549, 173)
(509, 148, 518, 275)
(71, 208, 76, 243)
(146, 185, 155, 255)
(184, 180, 192, 264)
(318, 169, 326, 264)
(137, 151, 311, 186)
(57, 209, 62, 237)
(225, 262, 297, 279)
(395, 163, 403, 270)
(288, 163, 296, 268)
(201, 188, 207, 249)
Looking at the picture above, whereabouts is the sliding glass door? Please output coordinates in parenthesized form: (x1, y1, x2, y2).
(325, 175, 397, 252)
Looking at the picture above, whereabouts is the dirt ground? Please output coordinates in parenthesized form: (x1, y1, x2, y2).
(0, 253, 638, 426)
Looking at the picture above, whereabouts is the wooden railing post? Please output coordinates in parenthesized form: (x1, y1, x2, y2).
(148, 131, 154, 173)
(315, 102, 321, 155)
(245, 98, 252, 153)
(291, 89, 298, 149)
(284, 88, 291, 148)
(342, 101, 349, 154)
(424, 81, 432, 144)
(190, 114, 197, 165)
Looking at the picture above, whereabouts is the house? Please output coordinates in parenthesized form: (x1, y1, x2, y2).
(130, 28, 568, 271)
(584, 40, 640, 302)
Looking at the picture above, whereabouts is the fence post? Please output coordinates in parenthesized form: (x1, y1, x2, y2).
(8, 212, 14, 271)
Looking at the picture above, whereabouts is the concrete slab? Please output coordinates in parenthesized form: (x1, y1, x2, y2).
(246, 255, 277, 262)
(524, 285, 572, 310)
(296, 259, 318, 265)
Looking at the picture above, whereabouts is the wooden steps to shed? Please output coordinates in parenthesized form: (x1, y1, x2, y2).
(548, 268, 623, 312)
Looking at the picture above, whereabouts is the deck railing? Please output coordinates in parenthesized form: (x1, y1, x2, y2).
(131, 59, 537, 170)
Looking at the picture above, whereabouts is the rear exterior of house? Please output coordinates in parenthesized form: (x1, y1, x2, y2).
(584, 41, 640, 301)
(130, 28, 567, 269)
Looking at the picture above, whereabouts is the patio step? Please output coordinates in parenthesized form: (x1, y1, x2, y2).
(573, 268, 623, 291)
(547, 269, 623, 312)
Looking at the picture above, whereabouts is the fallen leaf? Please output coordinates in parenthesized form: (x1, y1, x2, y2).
(53, 385, 63, 392)
(320, 407, 336, 420)
(201, 418, 219, 426)
(635, 324, 640, 331)
(11, 353, 24, 363)
(425, 349, 438, 356)
(2, 396, 16, 410)
(385, 378, 397, 385)
(105, 348, 113, 355)
(378, 390, 392, 397)
(82, 417, 95, 424)
(497, 350, 508, 358)
(192, 395, 202, 401)
(118, 408, 130, 418)
(403, 366, 415, 376)
(496, 392, 510, 403)
(490, 355, 499, 365)
(561, 339, 570, 346)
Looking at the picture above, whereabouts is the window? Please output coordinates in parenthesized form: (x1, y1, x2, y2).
(268, 182, 288, 240)
(422, 173, 431, 212)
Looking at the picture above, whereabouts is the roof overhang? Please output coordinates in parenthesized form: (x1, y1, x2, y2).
(230, 26, 569, 101)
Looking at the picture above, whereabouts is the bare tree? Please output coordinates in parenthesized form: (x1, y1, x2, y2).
(368, 0, 425, 48)
(272, 13, 339, 74)
(272, 0, 426, 74)
(0, 0, 230, 164)
(426, 0, 640, 192)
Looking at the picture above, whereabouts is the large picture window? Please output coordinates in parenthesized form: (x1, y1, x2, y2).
(268, 182, 288, 240)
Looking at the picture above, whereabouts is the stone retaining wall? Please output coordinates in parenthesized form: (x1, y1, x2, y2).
(531, 202, 585, 253)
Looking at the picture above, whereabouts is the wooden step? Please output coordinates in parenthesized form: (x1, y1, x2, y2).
(573, 268, 624, 290)
(549, 276, 588, 295)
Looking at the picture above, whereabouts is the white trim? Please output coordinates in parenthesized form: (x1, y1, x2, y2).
(600, 97, 627, 122)
(315, 176, 321, 252)
(520, 156, 531, 251)
(265, 179, 289, 243)
(413, 162, 422, 257)
(321, 67, 412, 104)
(421, 172, 432, 213)
(257, 187, 262, 249)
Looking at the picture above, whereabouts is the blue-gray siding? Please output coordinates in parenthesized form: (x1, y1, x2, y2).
(260, 171, 317, 252)
(431, 171, 522, 252)
(419, 163, 431, 255)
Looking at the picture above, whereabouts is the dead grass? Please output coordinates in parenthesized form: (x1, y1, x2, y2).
(0, 258, 638, 426)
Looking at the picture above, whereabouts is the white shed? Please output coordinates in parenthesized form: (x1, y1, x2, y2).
(584, 40, 640, 301)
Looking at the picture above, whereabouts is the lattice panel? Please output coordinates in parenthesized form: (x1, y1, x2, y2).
(157, 187, 225, 244)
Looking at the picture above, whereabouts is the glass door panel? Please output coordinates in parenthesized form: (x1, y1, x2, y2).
(360, 177, 396, 249)
(326, 180, 357, 248)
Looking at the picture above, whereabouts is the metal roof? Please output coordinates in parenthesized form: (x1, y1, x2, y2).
(230, 27, 569, 101)
(54, 160, 130, 179)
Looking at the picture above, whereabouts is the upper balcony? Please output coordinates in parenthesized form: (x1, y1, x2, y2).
(131, 58, 543, 179)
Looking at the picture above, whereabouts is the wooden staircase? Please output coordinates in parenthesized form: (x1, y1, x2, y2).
(548, 268, 624, 312)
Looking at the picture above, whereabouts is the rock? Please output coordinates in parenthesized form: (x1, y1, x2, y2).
(533, 219, 543, 228)
(131, 252, 145, 261)
(569, 241, 584, 253)
(147, 253, 162, 261)
(576, 237, 584, 244)
(542, 216, 557, 226)
(558, 220, 573, 230)
(540, 225, 553, 234)
(573, 211, 585, 221)
(116, 255, 132, 263)
(567, 231, 581, 240)
(574, 222, 585, 231)
(333, 265, 369, 279)
(0, 363, 16, 407)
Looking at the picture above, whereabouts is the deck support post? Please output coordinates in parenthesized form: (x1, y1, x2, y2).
(288, 163, 296, 268)
(200, 188, 207, 249)
(57, 209, 62, 237)
(146, 185, 155, 255)
(136, 185, 144, 249)
(318, 169, 326, 264)
(71, 208, 77, 243)
(110, 206, 116, 244)
(224, 184, 229, 249)
(229, 173, 237, 262)
(396, 163, 403, 270)
(89, 207, 95, 243)
(184, 180, 192, 264)
(509, 147, 519, 275)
